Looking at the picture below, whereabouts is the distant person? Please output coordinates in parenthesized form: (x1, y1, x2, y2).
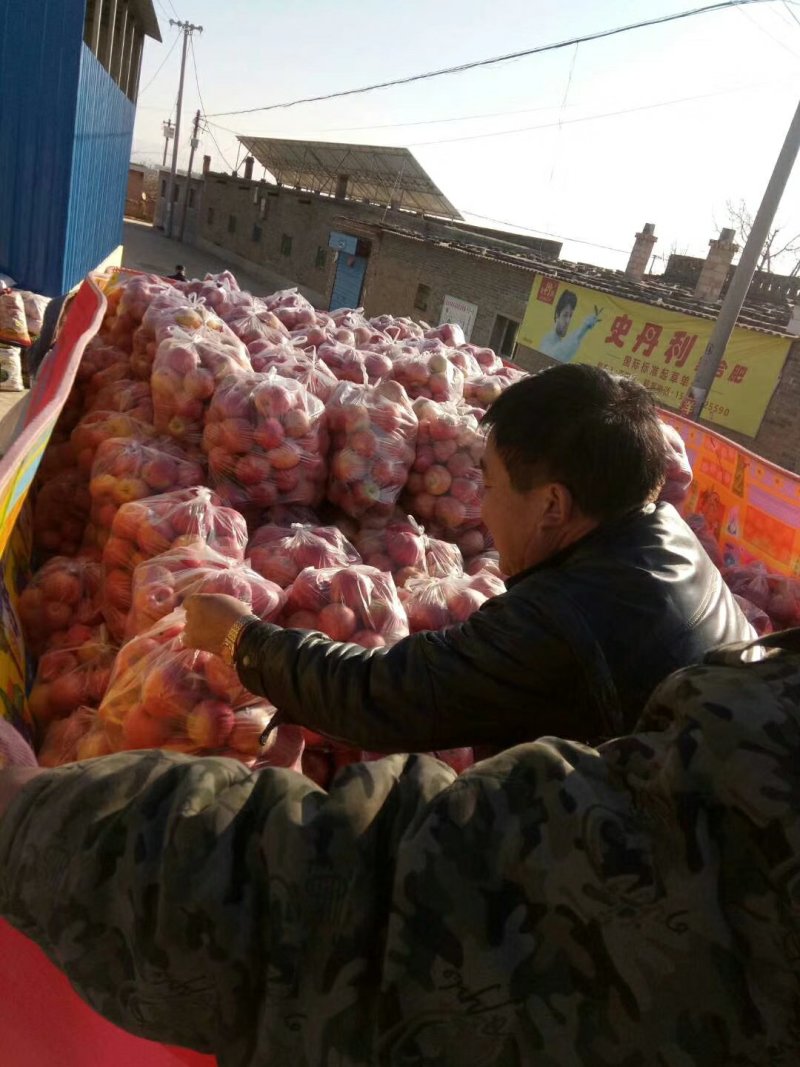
(168, 264, 187, 282)
(538, 289, 602, 363)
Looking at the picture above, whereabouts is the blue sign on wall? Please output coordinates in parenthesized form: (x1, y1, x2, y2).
(328, 231, 359, 255)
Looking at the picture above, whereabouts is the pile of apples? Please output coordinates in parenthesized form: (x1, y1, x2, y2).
(327, 380, 418, 518)
(126, 545, 285, 639)
(203, 369, 328, 513)
(18, 556, 103, 655)
(101, 486, 248, 640)
(353, 516, 427, 585)
(247, 522, 361, 588)
(283, 564, 409, 647)
(400, 572, 506, 633)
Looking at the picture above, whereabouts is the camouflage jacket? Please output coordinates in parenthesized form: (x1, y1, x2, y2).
(1, 643, 799, 1065)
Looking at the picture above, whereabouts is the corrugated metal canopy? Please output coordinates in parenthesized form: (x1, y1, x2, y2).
(237, 137, 462, 220)
(130, 0, 162, 41)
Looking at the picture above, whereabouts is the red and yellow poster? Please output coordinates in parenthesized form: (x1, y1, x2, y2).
(518, 274, 792, 437)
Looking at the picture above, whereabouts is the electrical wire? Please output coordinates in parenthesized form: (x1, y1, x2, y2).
(781, 0, 800, 26)
(138, 27, 180, 98)
(461, 210, 631, 255)
(206, 0, 771, 118)
(189, 38, 238, 173)
(735, 0, 800, 57)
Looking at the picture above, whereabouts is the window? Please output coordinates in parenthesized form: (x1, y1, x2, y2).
(414, 283, 431, 312)
(172, 185, 179, 202)
(161, 179, 166, 198)
(280, 233, 292, 257)
(207, 206, 215, 225)
(314, 246, 327, 270)
(252, 224, 262, 243)
(228, 214, 237, 234)
(259, 198, 268, 219)
(188, 188, 195, 208)
(489, 315, 520, 359)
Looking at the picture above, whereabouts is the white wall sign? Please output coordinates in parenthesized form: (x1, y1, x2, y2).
(439, 295, 478, 341)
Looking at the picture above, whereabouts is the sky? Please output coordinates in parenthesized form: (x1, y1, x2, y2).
(132, 0, 800, 272)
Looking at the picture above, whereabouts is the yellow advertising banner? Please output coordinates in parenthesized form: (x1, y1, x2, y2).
(517, 274, 792, 437)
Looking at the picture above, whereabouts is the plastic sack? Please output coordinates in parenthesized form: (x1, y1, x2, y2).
(723, 562, 771, 612)
(0, 290, 31, 347)
(326, 380, 418, 519)
(686, 512, 724, 569)
(33, 469, 91, 558)
(223, 299, 290, 348)
(86, 378, 154, 424)
(353, 515, 428, 586)
(71, 411, 155, 473)
(18, 290, 50, 338)
(151, 324, 250, 446)
(732, 594, 773, 637)
(764, 573, 800, 629)
(659, 422, 693, 508)
(463, 373, 506, 408)
(424, 534, 465, 579)
(316, 340, 369, 384)
(85, 435, 206, 554)
(248, 522, 361, 588)
(399, 572, 503, 632)
(464, 550, 504, 580)
(389, 347, 465, 403)
(0, 345, 24, 391)
(203, 369, 328, 513)
(18, 556, 103, 655)
(37, 706, 108, 766)
(126, 545, 285, 638)
(101, 486, 248, 640)
(283, 564, 409, 647)
(403, 398, 486, 541)
(101, 273, 173, 351)
(131, 290, 228, 380)
(94, 609, 293, 764)
(27, 628, 117, 731)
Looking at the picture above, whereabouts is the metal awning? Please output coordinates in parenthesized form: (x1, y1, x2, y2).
(237, 137, 462, 220)
(130, 0, 162, 41)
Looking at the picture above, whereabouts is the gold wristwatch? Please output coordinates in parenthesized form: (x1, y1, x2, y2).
(220, 615, 259, 666)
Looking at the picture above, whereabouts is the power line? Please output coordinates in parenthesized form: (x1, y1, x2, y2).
(206, 0, 772, 118)
(781, 0, 800, 26)
(138, 27, 180, 98)
(461, 210, 631, 255)
(407, 82, 774, 148)
(189, 38, 238, 173)
(735, 1, 800, 57)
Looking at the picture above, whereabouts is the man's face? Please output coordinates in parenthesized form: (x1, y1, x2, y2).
(554, 305, 574, 337)
(480, 437, 551, 576)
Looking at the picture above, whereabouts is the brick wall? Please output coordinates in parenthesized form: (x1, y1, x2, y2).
(363, 232, 535, 348)
(515, 339, 800, 475)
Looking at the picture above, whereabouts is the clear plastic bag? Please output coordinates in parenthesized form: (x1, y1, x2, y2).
(86, 378, 154, 425)
(248, 522, 361, 588)
(101, 485, 248, 640)
(151, 324, 250, 446)
(85, 435, 206, 554)
(765, 573, 800, 629)
(27, 627, 117, 730)
(283, 564, 409, 647)
(317, 340, 369, 384)
(18, 290, 50, 338)
(126, 544, 285, 638)
(101, 273, 174, 351)
(223, 298, 290, 348)
(71, 411, 155, 473)
(732, 594, 773, 636)
(389, 347, 465, 403)
(326, 380, 418, 519)
(463, 373, 505, 408)
(203, 369, 328, 514)
(399, 573, 501, 632)
(686, 513, 724, 569)
(37, 706, 108, 766)
(33, 468, 91, 558)
(353, 515, 427, 586)
(723, 562, 771, 612)
(19, 556, 103, 655)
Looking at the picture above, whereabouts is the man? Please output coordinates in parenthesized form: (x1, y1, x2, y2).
(537, 289, 602, 362)
(184, 364, 753, 752)
(168, 264, 187, 282)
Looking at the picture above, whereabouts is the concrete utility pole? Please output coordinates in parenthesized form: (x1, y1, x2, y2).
(165, 19, 203, 239)
(161, 119, 174, 167)
(178, 110, 201, 243)
(681, 97, 800, 421)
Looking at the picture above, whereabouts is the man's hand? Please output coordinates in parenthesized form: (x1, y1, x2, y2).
(184, 594, 253, 656)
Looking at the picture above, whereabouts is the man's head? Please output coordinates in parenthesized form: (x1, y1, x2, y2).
(481, 365, 667, 575)
(553, 290, 578, 337)
(175, 264, 185, 273)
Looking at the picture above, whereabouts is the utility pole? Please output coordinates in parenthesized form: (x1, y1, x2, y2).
(680, 97, 800, 421)
(165, 19, 203, 239)
(161, 119, 174, 167)
(178, 109, 201, 243)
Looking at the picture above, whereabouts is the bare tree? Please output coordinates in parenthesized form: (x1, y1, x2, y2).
(726, 199, 800, 275)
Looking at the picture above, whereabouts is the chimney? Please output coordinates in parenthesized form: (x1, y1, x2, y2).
(243, 155, 255, 181)
(202, 154, 211, 176)
(335, 173, 349, 199)
(694, 227, 739, 302)
(787, 302, 800, 337)
(625, 222, 657, 281)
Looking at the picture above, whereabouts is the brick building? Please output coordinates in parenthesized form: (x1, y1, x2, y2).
(155, 138, 800, 472)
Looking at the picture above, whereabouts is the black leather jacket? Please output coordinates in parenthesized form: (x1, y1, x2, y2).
(237, 503, 754, 751)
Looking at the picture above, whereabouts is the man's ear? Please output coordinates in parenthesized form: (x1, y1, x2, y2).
(539, 482, 574, 527)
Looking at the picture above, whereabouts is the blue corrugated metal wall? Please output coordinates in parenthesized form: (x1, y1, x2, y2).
(0, 2, 135, 296)
(65, 46, 135, 289)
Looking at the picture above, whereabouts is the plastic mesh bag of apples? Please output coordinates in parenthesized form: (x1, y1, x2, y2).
(326, 380, 418, 519)
(101, 486, 248, 641)
(247, 522, 361, 589)
(125, 544, 285, 639)
(388, 345, 465, 403)
(91, 609, 302, 768)
(283, 563, 408, 648)
(203, 368, 328, 514)
(18, 556, 103, 656)
(27, 627, 117, 735)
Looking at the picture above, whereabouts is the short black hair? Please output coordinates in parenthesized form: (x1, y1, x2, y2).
(176, 264, 185, 271)
(554, 289, 577, 318)
(482, 364, 666, 520)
